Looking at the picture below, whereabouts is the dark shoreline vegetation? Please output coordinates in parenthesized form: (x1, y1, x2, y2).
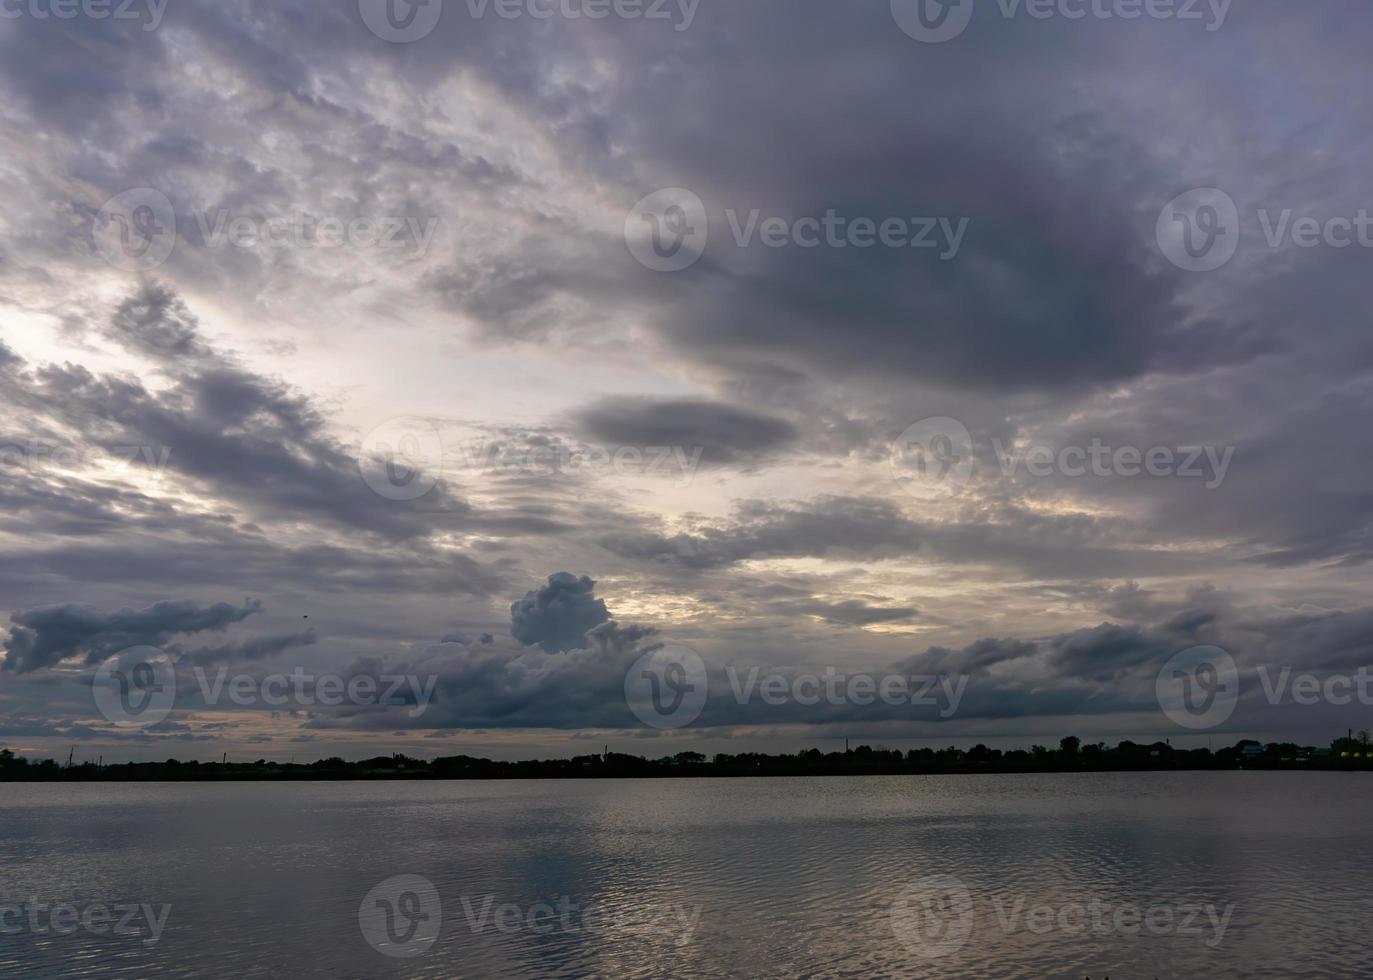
(3, 736, 1369, 781)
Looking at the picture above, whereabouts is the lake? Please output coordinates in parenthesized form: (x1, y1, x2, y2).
(1, 772, 1368, 978)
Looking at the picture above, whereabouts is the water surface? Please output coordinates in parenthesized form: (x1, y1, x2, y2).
(1, 772, 1368, 978)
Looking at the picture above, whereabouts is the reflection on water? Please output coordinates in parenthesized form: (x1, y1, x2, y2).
(1, 772, 1370, 978)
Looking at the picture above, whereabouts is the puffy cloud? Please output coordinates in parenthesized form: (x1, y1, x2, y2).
(509, 572, 611, 654)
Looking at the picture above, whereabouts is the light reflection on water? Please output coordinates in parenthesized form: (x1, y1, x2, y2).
(1, 772, 1370, 978)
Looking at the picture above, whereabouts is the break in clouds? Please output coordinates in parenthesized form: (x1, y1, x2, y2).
(1, 0, 1373, 759)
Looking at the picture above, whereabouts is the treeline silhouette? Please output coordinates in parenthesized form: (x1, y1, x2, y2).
(3, 736, 1368, 781)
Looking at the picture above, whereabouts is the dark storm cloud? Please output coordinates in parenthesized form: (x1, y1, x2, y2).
(509, 572, 611, 654)
(1217, 381, 1373, 569)
(307, 641, 634, 733)
(572, 397, 797, 464)
(892, 588, 1373, 723)
(897, 585, 1228, 687)
(415, 2, 1265, 396)
(301, 617, 662, 734)
(3, 598, 263, 673)
(1242, 608, 1373, 674)
(239, 578, 1373, 738)
(896, 638, 1039, 677)
(1042, 623, 1177, 683)
(655, 161, 1196, 394)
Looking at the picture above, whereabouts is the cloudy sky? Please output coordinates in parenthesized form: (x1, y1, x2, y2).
(2, 0, 1372, 762)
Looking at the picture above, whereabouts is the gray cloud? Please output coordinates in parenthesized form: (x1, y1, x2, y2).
(896, 638, 1039, 677)
(3, 1, 1373, 754)
(184, 628, 320, 666)
(509, 572, 611, 654)
(573, 397, 797, 465)
(3, 598, 264, 673)
(1, 286, 473, 542)
(600, 495, 1208, 579)
(795, 599, 918, 628)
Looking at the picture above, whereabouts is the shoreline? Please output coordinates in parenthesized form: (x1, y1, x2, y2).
(5, 737, 1367, 782)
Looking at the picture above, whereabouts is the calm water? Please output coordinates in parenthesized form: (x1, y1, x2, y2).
(1, 772, 1369, 978)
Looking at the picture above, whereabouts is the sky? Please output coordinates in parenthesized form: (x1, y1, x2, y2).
(1, 0, 1372, 762)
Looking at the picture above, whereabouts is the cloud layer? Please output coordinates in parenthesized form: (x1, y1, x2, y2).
(1, 1, 1372, 758)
